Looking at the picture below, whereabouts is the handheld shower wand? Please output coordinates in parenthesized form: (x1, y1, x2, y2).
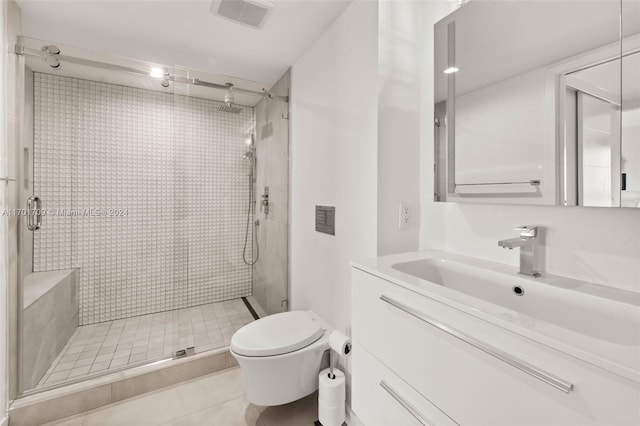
(242, 137, 259, 266)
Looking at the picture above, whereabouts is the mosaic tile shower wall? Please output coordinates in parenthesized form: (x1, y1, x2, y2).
(33, 73, 253, 325)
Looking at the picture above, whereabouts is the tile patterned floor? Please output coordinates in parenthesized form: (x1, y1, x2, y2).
(37, 298, 255, 389)
(43, 367, 319, 426)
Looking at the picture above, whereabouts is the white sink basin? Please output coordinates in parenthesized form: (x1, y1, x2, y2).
(392, 257, 639, 346)
(353, 250, 640, 382)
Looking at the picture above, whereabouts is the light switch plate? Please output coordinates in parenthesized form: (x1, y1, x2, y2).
(316, 205, 335, 235)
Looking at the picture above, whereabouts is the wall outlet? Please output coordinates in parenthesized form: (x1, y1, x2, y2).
(398, 202, 411, 229)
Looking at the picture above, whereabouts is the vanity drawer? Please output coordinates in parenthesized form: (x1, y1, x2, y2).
(352, 268, 640, 425)
(352, 342, 458, 426)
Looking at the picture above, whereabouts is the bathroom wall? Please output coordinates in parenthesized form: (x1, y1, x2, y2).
(33, 74, 253, 324)
(377, 0, 423, 256)
(290, 0, 378, 334)
(1, 2, 8, 423)
(253, 70, 290, 315)
(419, 3, 640, 293)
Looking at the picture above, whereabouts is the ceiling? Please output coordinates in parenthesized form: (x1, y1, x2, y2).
(16, 0, 351, 86)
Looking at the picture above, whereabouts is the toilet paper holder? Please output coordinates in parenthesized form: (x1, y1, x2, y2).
(328, 343, 351, 379)
(318, 331, 351, 426)
(327, 331, 351, 380)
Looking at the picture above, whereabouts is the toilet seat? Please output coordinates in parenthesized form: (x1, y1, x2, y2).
(231, 310, 331, 406)
(231, 311, 324, 357)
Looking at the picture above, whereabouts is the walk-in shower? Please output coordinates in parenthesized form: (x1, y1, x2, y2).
(9, 36, 290, 397)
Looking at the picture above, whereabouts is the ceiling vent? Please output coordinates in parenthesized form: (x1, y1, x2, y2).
(211, 0, 275, 29)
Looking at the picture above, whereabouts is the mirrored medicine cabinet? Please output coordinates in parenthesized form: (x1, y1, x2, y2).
(434, 0, 640, 208)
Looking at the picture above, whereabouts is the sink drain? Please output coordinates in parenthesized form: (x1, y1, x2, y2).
(512, 286, 525, 296)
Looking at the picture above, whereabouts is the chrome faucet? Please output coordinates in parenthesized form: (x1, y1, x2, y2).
(498, 226, 540, 277)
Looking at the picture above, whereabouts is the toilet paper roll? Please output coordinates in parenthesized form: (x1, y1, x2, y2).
(329, 331, 352, 356)
(319, 368, 346, 407)
(319, 399, 345, 426)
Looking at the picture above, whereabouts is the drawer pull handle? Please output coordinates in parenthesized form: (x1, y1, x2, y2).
(380, 295, 574, 394)
(380, 380, 434, 426)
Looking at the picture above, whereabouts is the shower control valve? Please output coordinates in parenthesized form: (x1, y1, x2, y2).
(260, 187, 269, 215)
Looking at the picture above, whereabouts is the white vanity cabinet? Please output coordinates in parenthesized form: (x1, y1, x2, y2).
(351, 267, 640, 425)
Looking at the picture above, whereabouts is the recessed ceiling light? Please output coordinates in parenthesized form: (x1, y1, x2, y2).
(150, 67, 164, 78)
(443, 67, 459, 74)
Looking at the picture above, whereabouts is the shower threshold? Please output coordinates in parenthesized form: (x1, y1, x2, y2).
(34, 297, 257, 390)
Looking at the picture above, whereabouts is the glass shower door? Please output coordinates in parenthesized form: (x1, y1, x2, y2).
(171, 66, 256, 356)
(18, 36, 260, 395)
(19, 37, 194, 393)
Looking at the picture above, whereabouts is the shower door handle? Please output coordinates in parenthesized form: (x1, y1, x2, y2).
(27, 196, 42, 231)
(35, 197, 43, 229)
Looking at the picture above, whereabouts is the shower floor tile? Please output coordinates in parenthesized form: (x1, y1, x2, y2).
(36, 298, 256, 389)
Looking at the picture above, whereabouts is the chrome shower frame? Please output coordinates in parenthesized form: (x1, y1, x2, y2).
(14, 43, 289, 103)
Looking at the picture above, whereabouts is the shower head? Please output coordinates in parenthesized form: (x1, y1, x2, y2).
(219, 103, 242, 114)
(219, 83, 243, 113)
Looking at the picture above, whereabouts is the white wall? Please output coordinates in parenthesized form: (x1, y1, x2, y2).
(377, 0, 423, 256)
(290, 0, 378, 334)
(420, 3, 640, 293)
(1, 0, 9, 423)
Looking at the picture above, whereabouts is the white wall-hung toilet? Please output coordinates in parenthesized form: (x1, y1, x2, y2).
(230, 310, 330, 406)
